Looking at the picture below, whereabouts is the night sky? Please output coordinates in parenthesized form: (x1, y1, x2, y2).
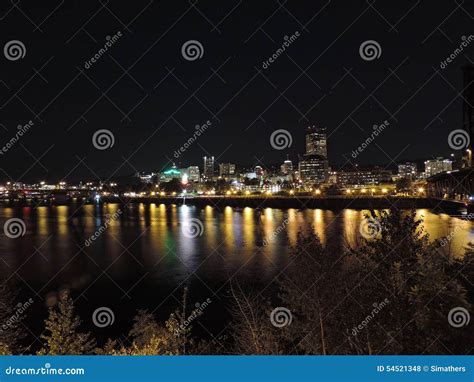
(0, 0, 473, 182)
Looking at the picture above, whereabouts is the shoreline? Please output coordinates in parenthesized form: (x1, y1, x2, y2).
(0, 196, 468, 214)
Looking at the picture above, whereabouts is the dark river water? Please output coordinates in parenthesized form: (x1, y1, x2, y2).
(1, 202, 473, 348)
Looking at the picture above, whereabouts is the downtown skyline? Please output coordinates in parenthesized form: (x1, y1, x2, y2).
(0, 1, 473, 183)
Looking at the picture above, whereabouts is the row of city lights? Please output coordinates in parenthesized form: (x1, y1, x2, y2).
(120, 187, 425, 198)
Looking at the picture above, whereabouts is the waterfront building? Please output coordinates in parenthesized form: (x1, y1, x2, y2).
(424, 158, 453, 178)
(398, 162, 417, 179)
(219, 163, 236, 177)
(187, 166, 200, 182)
(280, 157, 293, 175)
(299, 155, 328, 185)
(299, 125, 329, 185)
(203, 156, 215, 178)
(160, 164, 181, 182)
(337, 167, 392, 186)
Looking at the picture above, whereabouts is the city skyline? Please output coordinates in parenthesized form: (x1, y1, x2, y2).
(0, 2, 473, 183)
(0, 1, 473, 366)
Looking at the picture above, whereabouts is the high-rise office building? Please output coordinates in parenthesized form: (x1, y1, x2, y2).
(203, 156, 215, 178)
(305, 125, 327, 158)
(280, 157, 293, 175)
(219, 163, 236, 177)
(299, 125, 328, 185)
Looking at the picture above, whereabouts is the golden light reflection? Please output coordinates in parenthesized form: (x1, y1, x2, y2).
(56, 206, 69, 236)
(286, 209, 298, 246)
(204, 206, 217, 251)
(37, 207, 49, 236)
(223, 207, 234, 252)
(313, 209, 325, 244)
(242, 207, 255, 255)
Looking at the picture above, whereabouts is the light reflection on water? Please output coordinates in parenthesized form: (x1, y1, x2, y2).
(1, 204, 473, 288)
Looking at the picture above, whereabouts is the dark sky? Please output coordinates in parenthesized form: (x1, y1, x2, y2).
(0, 0, 473, 182)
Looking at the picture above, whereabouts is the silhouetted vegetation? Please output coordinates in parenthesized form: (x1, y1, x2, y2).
(0, 209, 471, 355)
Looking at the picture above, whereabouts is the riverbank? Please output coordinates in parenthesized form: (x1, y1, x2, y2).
(0, 196, 468, 214)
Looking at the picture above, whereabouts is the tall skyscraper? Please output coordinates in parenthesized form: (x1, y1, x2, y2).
(203, 156, 215, 178)
(305, 125, 327, 158)
(299, 125, 329, 185)
(280, 156, 293, 175)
